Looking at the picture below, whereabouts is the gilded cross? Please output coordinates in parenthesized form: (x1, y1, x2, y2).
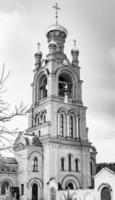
(53, 3, 61, 25)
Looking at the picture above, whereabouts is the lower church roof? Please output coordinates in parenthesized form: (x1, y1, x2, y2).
(96, 163, 115, 173)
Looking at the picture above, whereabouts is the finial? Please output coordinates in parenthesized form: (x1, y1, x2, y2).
(37, 42, 41, 52)
(53, 3, 60, 25)
(71, 39, 79, 66)
(34, 42, 42, 67)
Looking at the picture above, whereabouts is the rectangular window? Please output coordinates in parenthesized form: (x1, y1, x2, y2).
(61, 114, 64, 137)
(68, 154, 71, 171)
(21, 184, 24, 195)
(75, 159, 79, 172)
(61, 158, 64, 171)
(39, 130, 41, 137)
(90, 162, 93, 175)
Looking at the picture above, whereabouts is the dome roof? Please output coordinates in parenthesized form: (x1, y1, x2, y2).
(46, 24, 68, 37)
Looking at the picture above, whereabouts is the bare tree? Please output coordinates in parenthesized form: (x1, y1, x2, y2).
(0, 64, 27, 151)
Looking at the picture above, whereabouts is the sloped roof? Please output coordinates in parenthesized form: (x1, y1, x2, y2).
(0, 156, 17, 164)
(96, 163, 115, 173)
(31, 136, 42, 147)
(13, 132, 42, 151)
(95, 167, 115, 178)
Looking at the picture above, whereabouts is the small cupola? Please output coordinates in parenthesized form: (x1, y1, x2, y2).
(34, 42, 42, 69)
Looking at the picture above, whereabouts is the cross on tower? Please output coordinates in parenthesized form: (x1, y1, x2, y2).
(73, 39, 77, 49)
(53, 3, 61, 25)
(37, 42, 41, 52)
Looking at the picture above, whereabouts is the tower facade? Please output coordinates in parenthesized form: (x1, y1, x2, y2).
(25, 21, 97, 199)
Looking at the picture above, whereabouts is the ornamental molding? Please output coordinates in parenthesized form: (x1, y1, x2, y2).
(27, 177, 43, 189)
(98, 183, 112, 191)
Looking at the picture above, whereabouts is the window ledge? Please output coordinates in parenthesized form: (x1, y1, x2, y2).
(32, 170, 39, 172)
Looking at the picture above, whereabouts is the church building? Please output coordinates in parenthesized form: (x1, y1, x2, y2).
(0, 3, 113, 200)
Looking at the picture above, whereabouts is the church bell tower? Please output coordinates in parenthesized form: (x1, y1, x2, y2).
(27, 3, 97, 200)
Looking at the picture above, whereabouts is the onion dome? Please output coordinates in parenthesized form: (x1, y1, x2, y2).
(46, 24, 68, 38)
(46, 24, 68, 54)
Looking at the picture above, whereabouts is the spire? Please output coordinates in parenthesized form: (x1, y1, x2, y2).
(46, 3, 67, 39)
(53, 3, 61, 25)
(46, 3, 68, 56)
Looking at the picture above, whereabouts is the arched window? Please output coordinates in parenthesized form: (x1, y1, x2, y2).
(38, 74, 47, 100)
(68, 154, 72, 171)
(60, 114, 64, 137)
(1, 181, 10, 195)
(33, 157, 38, 172)
(69, 113, 76, 138)
(40, 110, 47, 124)
(76, 116, 79, 138)
(75, 159, 79, 172)
(61, 158, 65, 171)
(50, 188, 56, 200)
(58, 109, 67, 137)
(58, 73, 73, 98)
(101, 187, 111, 200)
(70, 115, 74, 138)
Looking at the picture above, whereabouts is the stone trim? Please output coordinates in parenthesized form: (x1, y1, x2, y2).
(0, 179, 14, 187)
(28, 151, 43, 160)
(61, 174, 80, 189)
(27, 177, 43, 189)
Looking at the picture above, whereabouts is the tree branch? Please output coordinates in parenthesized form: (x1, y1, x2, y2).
(0, 65, 27, 151)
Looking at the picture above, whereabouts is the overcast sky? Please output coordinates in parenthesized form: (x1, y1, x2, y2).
(0, 0, 115, 163)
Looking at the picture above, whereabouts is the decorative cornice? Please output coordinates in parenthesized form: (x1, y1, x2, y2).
(26, 121, 51, 133)
(40, 136, 91, 149)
